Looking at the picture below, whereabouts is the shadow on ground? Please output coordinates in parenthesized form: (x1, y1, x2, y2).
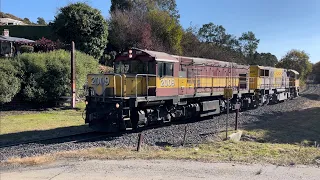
(245, 107, 320, 144)
(301, 93, 320, 101)
(0, 125, 93, 146)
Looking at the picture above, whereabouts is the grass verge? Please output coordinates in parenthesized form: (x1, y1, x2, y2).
(3, 141, 319, 167)
(0, 102, 90, 144)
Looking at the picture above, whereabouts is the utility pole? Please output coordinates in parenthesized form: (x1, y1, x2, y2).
(225, 62, 233, 139)
(235, 103, 240, 130)
(226, 98, 229, 139)
(71, 41, 76, 108)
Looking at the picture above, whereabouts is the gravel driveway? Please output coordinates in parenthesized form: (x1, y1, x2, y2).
(1, 159, 319, 180)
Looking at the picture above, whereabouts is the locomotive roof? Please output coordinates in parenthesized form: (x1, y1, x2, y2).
(129, 48, 248, 68)
(174, 55, 249, 69)
(288, 69, 299, 75)
(251, 65, 288, 71)
(132, 48, 179, 62)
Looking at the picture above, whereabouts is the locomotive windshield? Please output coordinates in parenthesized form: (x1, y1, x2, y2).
(114, 60, 155, 74)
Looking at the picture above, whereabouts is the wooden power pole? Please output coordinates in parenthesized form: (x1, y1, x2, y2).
(71, 41, 76, 108)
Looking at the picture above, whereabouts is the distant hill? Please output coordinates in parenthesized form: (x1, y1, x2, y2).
(0, 12, 33, 24)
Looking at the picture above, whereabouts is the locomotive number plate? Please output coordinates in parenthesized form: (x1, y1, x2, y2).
(160, 78, 175, 87)
(91, 76, 110, 86)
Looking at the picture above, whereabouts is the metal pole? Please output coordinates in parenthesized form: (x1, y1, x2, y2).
(137, 133, 143, 151)
(182, 125, 187, 146)
(71, 41, 76, 108)
(226, 98, 229, 139)
(235, 108, 239, 130)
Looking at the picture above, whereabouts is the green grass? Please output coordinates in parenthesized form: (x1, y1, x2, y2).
(0, 102, 90, 144)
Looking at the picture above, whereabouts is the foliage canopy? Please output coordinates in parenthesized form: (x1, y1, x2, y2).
(0, 59, 22, 104)
(276, 50, 312, 80)
(52, 2, 108, 59)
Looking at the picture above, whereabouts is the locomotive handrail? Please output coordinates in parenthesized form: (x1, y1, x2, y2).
(114, 74, 123, 97)
(194, 75, 242, 86)
(135, 74, 157, 98)
(250, 77, 292, 90)
(193, 75, 245, 94)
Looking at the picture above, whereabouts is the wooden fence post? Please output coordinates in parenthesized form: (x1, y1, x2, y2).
(71, 41, 76, 108)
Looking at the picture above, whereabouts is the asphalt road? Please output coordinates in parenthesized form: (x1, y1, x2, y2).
(1, 159, 319, 180)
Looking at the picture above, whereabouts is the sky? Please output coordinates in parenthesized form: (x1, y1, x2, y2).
(1, 0, 319, 63)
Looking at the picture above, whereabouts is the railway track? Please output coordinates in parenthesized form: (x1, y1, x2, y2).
(300, 84, 319, 95)
(0, 131, 112, 149)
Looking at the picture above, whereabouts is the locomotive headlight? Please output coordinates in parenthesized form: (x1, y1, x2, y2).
(115, 103, 120, 108)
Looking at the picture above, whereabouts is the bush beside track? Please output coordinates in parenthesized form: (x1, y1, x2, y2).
(0, 50, 99, 106)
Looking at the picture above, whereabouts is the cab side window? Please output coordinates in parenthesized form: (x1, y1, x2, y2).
(158, 62, 174, 77)
(259, 70, 269, 77)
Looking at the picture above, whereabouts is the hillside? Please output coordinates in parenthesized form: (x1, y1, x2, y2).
(0, 12, 32, 24)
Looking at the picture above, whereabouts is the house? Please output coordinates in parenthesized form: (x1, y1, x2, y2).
(0, 29, 35, 57)
(0, 18, 26, 25)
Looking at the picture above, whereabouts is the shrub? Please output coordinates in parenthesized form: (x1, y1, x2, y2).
(34, 37, 64, 52)
(0, 58, 22, 104)
(20, 45, 34, 53)
(99, 65, 114, 73)
(18, 50, 99, 105)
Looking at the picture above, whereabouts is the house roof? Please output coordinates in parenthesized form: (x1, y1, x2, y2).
(0, 35, 35, 43)
(0, 18, 26, 25)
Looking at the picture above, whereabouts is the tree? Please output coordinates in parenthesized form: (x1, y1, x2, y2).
(250, 52, 278, 66)
(23, 18, 32, 24)
(239, 31, 260, 57)
(276, 50, 312, 80)
(37, 17, 47, 25)
(52, 2, 108, 59)
(108, 8, 159, 52)
(110, 0, 179, 19)
(259, 53, 278, 66)
(198, 23, 232, 46)
(108, 5, 182, 54)
(181, 27, 202, 57)
(110, 0, 134, 12)
(147, 10, 183, 54)
(145, 0, 180, 19)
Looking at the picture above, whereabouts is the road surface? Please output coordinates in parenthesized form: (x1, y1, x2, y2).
(1, 159, 319, 180)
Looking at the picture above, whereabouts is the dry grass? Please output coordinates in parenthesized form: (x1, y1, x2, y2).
(303, 99, 320, 109)
(5, 156, 55, 166)
(3, 141, 319, 167)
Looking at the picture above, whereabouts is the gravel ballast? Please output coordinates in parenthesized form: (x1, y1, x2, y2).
(1, 85, 319, 161)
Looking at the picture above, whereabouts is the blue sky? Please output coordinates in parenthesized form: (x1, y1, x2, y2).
(1, 0, 319, 63)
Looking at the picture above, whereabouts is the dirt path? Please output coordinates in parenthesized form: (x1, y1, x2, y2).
(1, 159, 319, 180)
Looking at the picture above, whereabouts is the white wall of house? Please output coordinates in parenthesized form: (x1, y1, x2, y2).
(0, 18, 26, 25)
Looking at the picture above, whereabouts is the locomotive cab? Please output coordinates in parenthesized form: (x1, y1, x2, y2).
(85, 49, 179, 132)
(287, 69, 300, 97)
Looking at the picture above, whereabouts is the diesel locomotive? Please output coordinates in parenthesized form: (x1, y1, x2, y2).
(85, 48, 300, 132)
